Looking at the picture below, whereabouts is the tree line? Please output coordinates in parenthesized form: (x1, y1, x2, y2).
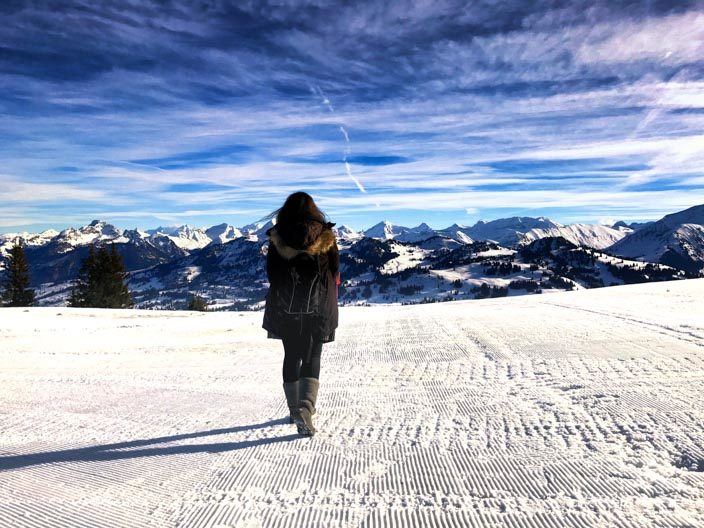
(1, 242, 132, 308)
(2, 241, 211, 310)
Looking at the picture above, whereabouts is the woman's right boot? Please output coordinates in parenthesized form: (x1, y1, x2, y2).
(295, 377, 319, 436)
(282, 380, 300, 424)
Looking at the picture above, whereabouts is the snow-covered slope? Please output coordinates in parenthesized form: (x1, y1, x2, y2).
(0, 228, 58, 248)
(127, 237, 267, 310)
(146, 225, 212, 251)
(395, 222, 437, 243)
(3, 207, 703, 309)
(613, 220, 653, 231)
(334, 224, 362, 243)
(465, 216, 560, 246)
(0, 229, 59, 269)
(609, 204, 704, 272)
(377, 240, 429, 274)
(520, 223, 632, 249)
(363, 220, 406, 240)
(54, 220, 123, 253)
(437, 223, 474, 244)
(364, 221, 475, 244)
(240, 220, 274, 241)
(416, 235, 463, 252)
(205, 223, 242, 244)
(1, 279, 703, 527)
(361, 218, 627, 248)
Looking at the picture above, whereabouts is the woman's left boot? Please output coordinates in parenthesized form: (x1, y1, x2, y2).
(282, 381, 300, 424)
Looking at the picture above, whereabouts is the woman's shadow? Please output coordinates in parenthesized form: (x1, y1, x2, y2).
(0, 418, 301, 471)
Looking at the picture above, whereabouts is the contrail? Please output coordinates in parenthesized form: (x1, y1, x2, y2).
(623, 65, 688, 187)
(312, 85, 366, 193)
(629, 64, 689, 140)
(118, 160, 168, 172)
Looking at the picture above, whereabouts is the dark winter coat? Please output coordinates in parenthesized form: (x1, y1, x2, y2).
(262, 219, 339, 343)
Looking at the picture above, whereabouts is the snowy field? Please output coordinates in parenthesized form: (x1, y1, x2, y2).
(1, 280, 703, 528)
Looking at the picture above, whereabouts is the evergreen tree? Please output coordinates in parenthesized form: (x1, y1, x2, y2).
(2, 241, 35, 307)
(105, 244, 133, 308)
(68, 244, 97, 307)
(68, 243, 133, 308)
(187, 293, 208, 311)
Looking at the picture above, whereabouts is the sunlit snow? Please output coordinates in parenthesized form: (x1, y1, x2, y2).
(1, 280, 703, 527)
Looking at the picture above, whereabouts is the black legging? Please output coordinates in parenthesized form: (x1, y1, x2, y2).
(282, 335, 322, 382)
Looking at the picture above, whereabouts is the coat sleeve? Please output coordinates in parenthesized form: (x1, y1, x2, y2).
(327, 239, 340, 276)
(327, 239, 340, 298)
(266, 241, 285, 286)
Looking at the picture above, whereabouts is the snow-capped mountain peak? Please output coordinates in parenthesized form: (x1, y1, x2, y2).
(147, 225, 211, 251)
(334, 224, 362, 241)
(395, 222, 438, 243)
(437, 223, 474, 245)
(56, 220, 123, 249)
(205, 223, 242, 244)
(238, 220, 274, 242)
(364, 220, 400, 240)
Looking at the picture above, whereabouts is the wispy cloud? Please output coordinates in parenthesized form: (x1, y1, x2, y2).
(0, 176, 110, 203)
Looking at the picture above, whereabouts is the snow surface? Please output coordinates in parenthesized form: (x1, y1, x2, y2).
(1, 280, 703, 527)
(379, 242, 428, 275)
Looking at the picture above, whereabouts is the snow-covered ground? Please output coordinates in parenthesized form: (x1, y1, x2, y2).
(1, 280, 703, 527)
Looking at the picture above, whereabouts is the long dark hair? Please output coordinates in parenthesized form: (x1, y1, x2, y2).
(263, 191, 330, 227)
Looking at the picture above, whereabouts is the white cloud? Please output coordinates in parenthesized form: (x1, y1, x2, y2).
(0, 177, 110, 203)
(575, 11, 704, 65)
(323, 188, 701, 216)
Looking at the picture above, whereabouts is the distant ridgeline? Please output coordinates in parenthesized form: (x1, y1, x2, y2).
(1, 205, 702, 310)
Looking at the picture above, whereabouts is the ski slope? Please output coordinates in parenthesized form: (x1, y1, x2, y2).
(1, 280, 703, 527)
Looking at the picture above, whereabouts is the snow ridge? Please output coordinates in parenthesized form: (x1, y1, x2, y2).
(521, 223, 632, 249)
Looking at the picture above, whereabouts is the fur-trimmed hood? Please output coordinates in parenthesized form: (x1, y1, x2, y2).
(267, 224, 336, 260)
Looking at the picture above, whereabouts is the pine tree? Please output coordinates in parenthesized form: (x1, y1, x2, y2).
(105, 244, 133, 308)
(69, 244, 95, 307)
(187, 293, 208, 311)
(68, 243, 132, 308)
(2, 241, 36, 307)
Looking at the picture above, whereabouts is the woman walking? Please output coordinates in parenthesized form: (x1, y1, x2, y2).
(262, 192, 340, 437)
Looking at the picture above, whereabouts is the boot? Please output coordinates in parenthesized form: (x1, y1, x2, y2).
(283, 381, 300, 424)
(295, 377, 319, 436)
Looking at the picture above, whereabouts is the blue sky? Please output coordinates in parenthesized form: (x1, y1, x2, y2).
(1, 0, 703, 233)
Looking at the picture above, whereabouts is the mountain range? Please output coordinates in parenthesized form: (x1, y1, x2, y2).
(1, 204, 702, 309)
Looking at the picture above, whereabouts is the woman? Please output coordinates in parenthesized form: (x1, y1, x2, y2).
(262, 192, 340, 437)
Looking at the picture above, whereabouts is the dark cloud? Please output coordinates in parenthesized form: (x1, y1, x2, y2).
(2, 0, 700, 107)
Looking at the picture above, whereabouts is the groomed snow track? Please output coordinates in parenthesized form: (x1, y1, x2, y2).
(1, 280, 703, 527)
